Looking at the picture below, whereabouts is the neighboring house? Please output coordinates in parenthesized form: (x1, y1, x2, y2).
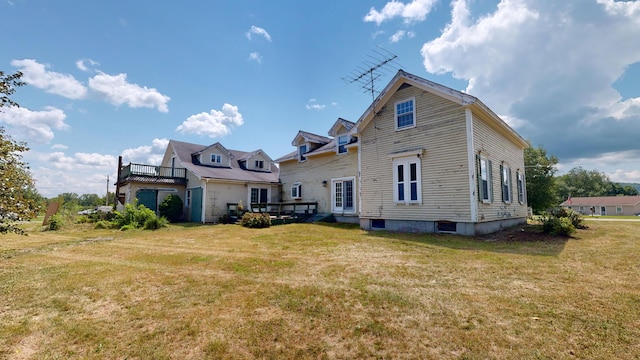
(560, 196, 640, 216)
(274, 118, 359, 223)
(351, 70, 529, 235)
(116, 140, 279, 223)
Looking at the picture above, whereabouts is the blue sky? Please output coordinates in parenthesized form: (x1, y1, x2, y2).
(1, 0, 639, 198)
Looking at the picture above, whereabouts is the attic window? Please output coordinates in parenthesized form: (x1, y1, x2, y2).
(337, 135, 349, 154)
(299, 144, 308, 162)
(255, 160, 264, 169)
(395, 97, 415, 130)
(211, 154, 222, 164)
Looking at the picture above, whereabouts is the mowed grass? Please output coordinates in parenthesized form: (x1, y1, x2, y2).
(1, 221, 639, 359)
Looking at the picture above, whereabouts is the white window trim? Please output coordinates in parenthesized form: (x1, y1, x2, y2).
(394, 97, 416, 131)
(291, 182, 302, 199)
(211, 153, 222, 164)
(298, 144, 308, 162)
(479, 156, 492, 204)
(517, 171, 525, 204)
(254, 159, 264, 169)
(331, 176, 356, 214)
(501, 164, 512, 204)
(392, 155, 422, 205)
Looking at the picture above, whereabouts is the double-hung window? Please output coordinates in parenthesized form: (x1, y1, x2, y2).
(477, 156, 492, 203)
(516, 171, 525, 204)
(501, 164, 512, 204)
(299, 145, 307, 162)
(255, 160, 264, 169)
(395, 97, 416, 130)
(291, 182, 302, 199)
(393, 156, 421, 204)
(211, 154, 221, 164)
(337, 135, 349, 154)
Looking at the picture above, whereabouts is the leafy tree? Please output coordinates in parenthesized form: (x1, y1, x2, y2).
(524, 143, 558, 214)
(79, 193, 102, 207)
(159, 194, 183, 222)
(0, 71, 40, 234)
(556, 167, 611, 200)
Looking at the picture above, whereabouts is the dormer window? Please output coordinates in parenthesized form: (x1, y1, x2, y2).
(337, 135, 349, 154)
(255, 160, 264, 169)
(211, 154, 221, 164)
(299, 144, 308, 162)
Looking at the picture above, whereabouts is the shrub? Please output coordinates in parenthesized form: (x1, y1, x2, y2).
(240, 212, 271, 228)
(159, 194, 183, 222)
(143, 216, 168, 230)
(47, 214, 64, 231)
(541, 208, 581, 236)
(94, 220, 113, 229)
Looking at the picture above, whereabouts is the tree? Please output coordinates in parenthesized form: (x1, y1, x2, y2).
(524, 143, 558, 214)
(556, 167, 611, 200)
(1, 71, 40, 234)
(159, 194, 183, 222)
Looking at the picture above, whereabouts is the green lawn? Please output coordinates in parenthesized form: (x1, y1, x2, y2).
(1, 221, 639, 359)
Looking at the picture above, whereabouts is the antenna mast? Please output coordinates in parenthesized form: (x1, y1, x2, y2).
(342, 47, 401, 101)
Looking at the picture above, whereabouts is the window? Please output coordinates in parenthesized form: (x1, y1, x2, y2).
(299, 144, 307, 162)
(501, 164, 512, 204)
(477, 156, 492, 203)
(186, 189, 191, 208)
(616, 206, 623, 214)
(255, 160, 264, 169)
(332, 177, 355, 213)
(211, 154, 221, 164)
(393, 156, 421, 204)
(517, 171, 525, 204)
(291, 182, 302, 199)
(251, 188, 268, 204)
(337, 135, 349, 154)
(371, 219, 386, 229)
(395, 97, 415, 130)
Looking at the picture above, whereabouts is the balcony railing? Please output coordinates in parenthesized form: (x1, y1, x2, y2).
(119, 163, 187, 181)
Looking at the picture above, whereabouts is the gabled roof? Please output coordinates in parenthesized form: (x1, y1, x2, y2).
(328, 118, 355, 137)
(168, 139, 279, 183)
(291, 130, 332, 147)
(352, 70, 529, 149)
(237, 149, 273, 163)
(560, 196, 640, 207)
(192, 142, 233, 159)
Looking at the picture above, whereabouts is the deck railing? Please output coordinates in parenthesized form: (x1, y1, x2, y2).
(119, 163, 187, 180)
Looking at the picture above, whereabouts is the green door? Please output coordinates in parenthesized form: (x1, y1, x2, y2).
(136, 189, 157, 212)
(190, 187, 203, 223)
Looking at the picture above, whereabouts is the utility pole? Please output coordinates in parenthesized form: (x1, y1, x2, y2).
(106, 175, 109, 206)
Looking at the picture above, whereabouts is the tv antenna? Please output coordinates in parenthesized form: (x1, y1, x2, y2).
(342, 46, 402, 101)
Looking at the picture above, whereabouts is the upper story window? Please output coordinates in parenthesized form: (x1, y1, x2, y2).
(393, 156, 422, 204)
(477, 155, 492, 203)
(255, 160, 264, 169)
(299, 144, 308, 162)
(211, 154, 222, 164)
(337, 135, 349, 154)
(395, 97, 416, 130)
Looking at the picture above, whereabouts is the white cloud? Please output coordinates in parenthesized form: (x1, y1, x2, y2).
(420, 0, 640, 166)
(76, 58, 99, 72)
(246, 25, 272, 42)
(176, 103, 244, 138)
(389, 30, 415, 43)
(11, 59, 87, 99)
(305, 98, 326, 111)
(249, 52, 263, 64)
(36, 151, 117, 171)
(0, 106, 68, 143)
(609, 169, 640, 183)
(364, 0, 438, 25)
(51, 144, 68, 150)
(88, 71, 170, 113)
(121, 138, 169, 164)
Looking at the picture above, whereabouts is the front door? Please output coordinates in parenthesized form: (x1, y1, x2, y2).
(190, 187, 203, 222)
(601, 206, 606, 215)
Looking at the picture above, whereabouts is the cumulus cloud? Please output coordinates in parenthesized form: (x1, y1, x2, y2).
(0, 106, 68, 143)
(76, 58, 99, 72)
(51, 144, 68, 150)
(389, 30, 415, 43)
(37, 151, 117, 171)
(88, 71, 170, 112)
(121, 138, 169, 164)
(420, 0, 640, 168)
(246, 25, 272, 42)
(249, 52, 263, 64)
(305, 99, 326, 111)
(176, 103, 244, 138)
(364, 0, 438, 25)
(11, 59, 87, 99)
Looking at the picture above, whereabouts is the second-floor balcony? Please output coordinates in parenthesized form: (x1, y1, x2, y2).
(118, 163, 187, 185)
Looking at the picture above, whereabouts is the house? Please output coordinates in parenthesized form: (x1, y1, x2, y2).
(274, 118, 359, 223)
(116, 140, 279, 223)
(352, 70, 529, 235)
(560, 196, 640, 216)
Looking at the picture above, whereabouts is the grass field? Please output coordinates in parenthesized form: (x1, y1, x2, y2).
(1, 220, 639, 359)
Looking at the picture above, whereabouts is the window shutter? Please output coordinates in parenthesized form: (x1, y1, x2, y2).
(500, 164, 505, 203)
(476, 154, 482, 203)
(508, 169, 513, 204)
(488, 160, 493, 203)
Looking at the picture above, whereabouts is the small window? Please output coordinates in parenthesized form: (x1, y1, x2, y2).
(299, 145, 307, 162)
(337, 135, 349, 154)
(211, 154, 221, 164)
(291, 182, 302, 199)
(371, 219, 386, 229)
(395, 97, 415, 130)
(255, 160, 264, 169)
(437, 221, 457, 233)
(616, 206, 623, 214)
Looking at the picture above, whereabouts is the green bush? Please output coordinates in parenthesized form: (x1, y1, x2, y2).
(159, 194, 183, 222)
(240, 212, 271, 228)
(47, 214, 64, 231)
(541, 208, 580, 236)
(143, 216, 168, 230)
(94, 220, 113, 229)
